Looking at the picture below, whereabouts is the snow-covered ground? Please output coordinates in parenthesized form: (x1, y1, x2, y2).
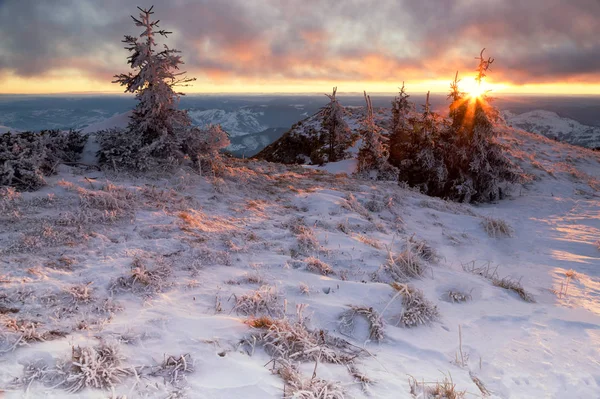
(1, 124, 600, 398)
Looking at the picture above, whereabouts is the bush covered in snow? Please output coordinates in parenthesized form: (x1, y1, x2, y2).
(0, 130, 86, 190)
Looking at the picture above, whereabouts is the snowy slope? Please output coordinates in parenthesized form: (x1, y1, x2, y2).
(503, 110, 600, 149)
(1, 121, 599, 398)
(82, 111, 131, 134)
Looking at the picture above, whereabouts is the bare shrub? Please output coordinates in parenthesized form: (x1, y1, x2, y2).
(151, 354, 194, 386)
(391, 283, 439, 327)
(232, 286, 283, 317)
(481, 217, 512, 238)
(444, 290, 472, 303)
(277, 359, 345, 399)
(409, 374, 466, 398)
(339, 306, 384, 342)
(493, 277, 535, 303)
(305, 257, 334, 276)
(110, 256, 172, 295)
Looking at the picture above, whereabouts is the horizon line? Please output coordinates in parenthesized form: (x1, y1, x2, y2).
(2, 91, 600, 97)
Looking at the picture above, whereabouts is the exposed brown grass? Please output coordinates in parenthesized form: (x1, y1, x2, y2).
(481, 217, 513, 238)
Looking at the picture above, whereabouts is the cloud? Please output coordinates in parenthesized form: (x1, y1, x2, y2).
(0, 0, 598, 88)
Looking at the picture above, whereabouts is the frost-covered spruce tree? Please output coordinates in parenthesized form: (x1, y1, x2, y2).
(388, 82, 413, 165)
(447, 49, 519, 202)
(319, 87, 353, 163)
(102, 6, 197, 170)
(356, 92, 398, 180)
(396, 92, 447, 195)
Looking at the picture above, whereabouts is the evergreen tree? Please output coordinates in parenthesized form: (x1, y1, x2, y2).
(113, 6, 195, 156)
(320, 87, 353, 163)
(100, 6, 229, 171)
(357, 92, 397, 179)
(389, 82, 413, 164)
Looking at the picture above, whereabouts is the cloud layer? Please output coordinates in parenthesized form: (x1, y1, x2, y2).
(1, 0, 598, 88)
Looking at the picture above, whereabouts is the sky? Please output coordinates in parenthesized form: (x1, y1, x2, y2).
(0, 0, 599, 95)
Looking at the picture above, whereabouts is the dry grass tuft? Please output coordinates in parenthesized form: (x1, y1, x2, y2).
(77, 183, 136, 221)
(409, 374, 466, 398)
(354, 234, 382, 249)
(481, 217, 513, 238)
(277, 359, 345, 399)
(492, 277, 535, 303)
(18, 342, 129, 393)
(151, 354, 194, 386)
(110, 256, 172, 295)
(250, 317, 359, 364)
(384, 240, 431, 282)
(63, 343, 129, 393)
(463, 262, 535, 303)
(0, 186, 21, 212)
(245, 316, 276, 329)
(391, 283, 439, 327)
(341, 193, 371, 221)
(232, 286, 283, 317)
(339, 306, 384, 342)
(65, 283, 94, 304)
(305, 257, 334, 276)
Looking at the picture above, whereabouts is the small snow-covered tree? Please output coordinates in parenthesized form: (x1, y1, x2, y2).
(319, 87, 353, 163)
(389, 83, 413, 163)
(113, 5, 195, 149)
(356, 92, 397, 180)
(182, 124, 230, 174)
(100, 6, 229, 171)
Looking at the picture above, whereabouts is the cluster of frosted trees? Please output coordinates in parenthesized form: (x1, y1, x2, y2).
(105, 7, 518, 203)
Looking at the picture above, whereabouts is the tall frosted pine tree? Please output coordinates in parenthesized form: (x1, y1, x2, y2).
(113, 6, 195, 156)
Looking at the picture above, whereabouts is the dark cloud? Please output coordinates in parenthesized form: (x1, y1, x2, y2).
(0, 0, 598, 87)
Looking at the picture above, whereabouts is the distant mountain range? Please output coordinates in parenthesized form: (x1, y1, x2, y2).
(1, 94, 599, 154)
(503, 110, 600, 149)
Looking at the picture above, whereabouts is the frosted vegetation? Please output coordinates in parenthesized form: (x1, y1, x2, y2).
(1, 5, 600, 399)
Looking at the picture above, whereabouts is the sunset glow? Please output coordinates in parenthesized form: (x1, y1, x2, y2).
(0, 1, 598, 96)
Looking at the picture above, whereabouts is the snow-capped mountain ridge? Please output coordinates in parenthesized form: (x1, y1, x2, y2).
(188, 108, 268, 137)
(503, 109, 600, 149)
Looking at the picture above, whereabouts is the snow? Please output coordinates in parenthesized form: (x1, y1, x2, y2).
(81, 111, 131, 134)
(1, 123, 600, 398)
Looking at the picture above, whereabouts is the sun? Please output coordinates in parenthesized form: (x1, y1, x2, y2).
(461, 77, 487, 99)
